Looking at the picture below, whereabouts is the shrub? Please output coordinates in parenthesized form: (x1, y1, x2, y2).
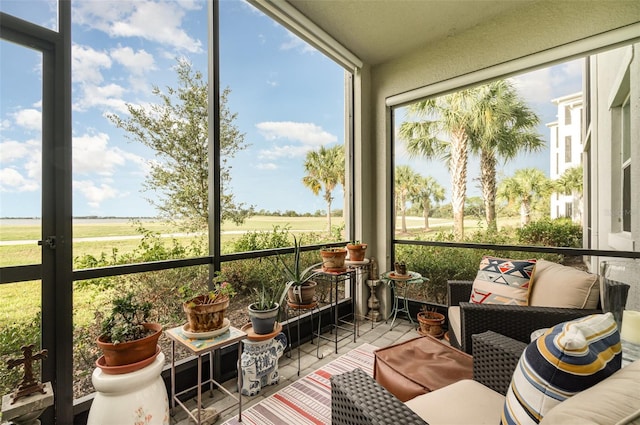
(0, 313, 41, 398)
(517, 218, 582, 248)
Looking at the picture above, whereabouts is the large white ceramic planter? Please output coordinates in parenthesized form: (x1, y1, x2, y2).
(88, 352, 169, 425)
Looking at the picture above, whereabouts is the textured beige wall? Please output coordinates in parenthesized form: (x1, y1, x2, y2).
(358, 0, 640, 270)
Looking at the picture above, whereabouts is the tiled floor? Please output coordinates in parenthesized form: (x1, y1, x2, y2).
(170, 317, 419, 424)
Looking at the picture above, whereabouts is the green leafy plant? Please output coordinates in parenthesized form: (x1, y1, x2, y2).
(100, 293, 154, 344)
(273, 236, 321, 287)
(250, 281, 286, 311)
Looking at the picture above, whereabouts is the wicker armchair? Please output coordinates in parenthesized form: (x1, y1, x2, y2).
(447, 280, 603, 354)
(330, 331, 526, 424)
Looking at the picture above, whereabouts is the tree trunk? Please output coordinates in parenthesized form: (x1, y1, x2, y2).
(480, 149, 497, 231)
(326, 199, 332, 233)
(400, 193, 407, 233)
(521, 200, 531, 226)
(423, 199, 431, 230)
(450, 129, 468, 239)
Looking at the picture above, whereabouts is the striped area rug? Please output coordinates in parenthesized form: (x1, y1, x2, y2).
(223, 343, 378, 425)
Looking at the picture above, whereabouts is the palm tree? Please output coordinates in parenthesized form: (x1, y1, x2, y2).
(555, 166, 583, 222)
(468, 80, 545, 231)
(498, 168, 552, 226)
(395, 165, 422, 233)
(399, 88, 479, 239)
(410, 176, 445, 231)
(302, 145, 345, 232)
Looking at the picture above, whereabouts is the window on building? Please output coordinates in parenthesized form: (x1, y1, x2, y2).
(565, 105, 572, 125)
(565, 136, 572, 163)
(565, 202, 573, 218)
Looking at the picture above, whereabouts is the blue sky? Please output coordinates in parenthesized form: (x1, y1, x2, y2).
(1, 0, 581, 218)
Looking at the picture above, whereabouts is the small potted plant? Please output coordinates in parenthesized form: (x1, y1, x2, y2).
(417, 306, 445, 338)
(182, 279, 236, 333)
(274, 236, 322, 305)
(346, 240, 368, 261)
(394, 261, 408, 276)
(247, 282, 286, 335)
(320, 246, 348, 271)
(96, 292, 162, 369)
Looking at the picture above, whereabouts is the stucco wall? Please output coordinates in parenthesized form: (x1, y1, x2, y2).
(359, 0, 640, 269)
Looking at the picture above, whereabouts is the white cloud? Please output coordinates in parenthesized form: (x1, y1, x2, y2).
(510, 68, 553, 104)
(72, 44, 112, 85)
(74, 83, 128, 113)
(257, 163, 278, 170)
(73, 1, 203, 54)
(12, 109, 41, 131)
(1, 140, 35, 163)
(257, 121, 337, 146)
(256, 121, 337, 160)
(74, 179, 119, 208)
(0, 168, 39, 192)
(110, 46, 156, 76)
(510, 59, 584, 105)
(73, 132, 144, 176)
(280, 32, 316, 54)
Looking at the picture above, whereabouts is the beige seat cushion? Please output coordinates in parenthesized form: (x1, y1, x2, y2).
(528, 259, 599, 308)
(447, 306, 461, 347)
(405, 379, 504, 424)
(541, 360, 640, 424)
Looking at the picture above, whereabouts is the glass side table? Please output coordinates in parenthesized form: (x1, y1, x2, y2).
(381, 271, 425, 329)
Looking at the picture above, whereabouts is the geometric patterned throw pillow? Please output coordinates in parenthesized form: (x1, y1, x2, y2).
(501, 313, 622, 425)
(469, 256, 536, 305)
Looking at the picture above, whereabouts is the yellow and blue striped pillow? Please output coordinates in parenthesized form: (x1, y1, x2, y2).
(502, 313, 622, 424)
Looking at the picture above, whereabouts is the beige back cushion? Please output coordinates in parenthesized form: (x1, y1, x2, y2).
(528, 259, 599, 308)
(540, 360, 640, 425)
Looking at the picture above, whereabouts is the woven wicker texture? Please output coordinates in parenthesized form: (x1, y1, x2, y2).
(448, 280, 601, 353)
(330, 368, 427, 425)
(472, 331, 527, 395)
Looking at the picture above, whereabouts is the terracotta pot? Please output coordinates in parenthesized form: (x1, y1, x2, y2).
(248, 303, 279, 335)
(346, 243, 368, 261)
(417, 311, 445, 338)
(320, 248, 348, 271)
(97, 322, 162, 367)
(287, 280, 317, 304)
(183, 295, 229, 332)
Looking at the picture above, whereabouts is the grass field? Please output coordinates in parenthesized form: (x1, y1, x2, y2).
(0, 214, 522, 327)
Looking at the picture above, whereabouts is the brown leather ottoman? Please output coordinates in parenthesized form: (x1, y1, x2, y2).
(373, 335, 473, 402)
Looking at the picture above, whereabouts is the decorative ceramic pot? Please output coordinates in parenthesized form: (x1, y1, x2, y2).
(346, 243, 368, 261)
(96, 322, 162, 367)
(248, 303, 279, 334)
(417, 311, 445, 338)
(183, 295, 229, 332)
(88, 352, 169, 425)
(287, 280, 317, 305)
(320, 248, 348, 271)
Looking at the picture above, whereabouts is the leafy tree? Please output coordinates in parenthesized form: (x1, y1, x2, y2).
(108, 59, 251, 232)
(302, 145, 345, 232)
(555, 166, 583, 222)
(399, 87, 482, 239)
(468, 80, 544, 231)
(395, 165, 421, 233)
(410, 175, 445, 230)
(498, 168, 552, 226)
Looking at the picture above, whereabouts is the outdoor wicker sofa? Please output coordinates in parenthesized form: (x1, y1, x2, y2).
(331, 330, 525, 425)
(447, 258, 630, 354)
(331, 328, 640, 425)
(447, 279, 601, 353)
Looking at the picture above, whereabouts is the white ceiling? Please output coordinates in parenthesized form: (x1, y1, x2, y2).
(288, 0, 537, 66)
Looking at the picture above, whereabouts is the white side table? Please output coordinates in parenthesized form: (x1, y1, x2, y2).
(166, 325, 246, 425)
